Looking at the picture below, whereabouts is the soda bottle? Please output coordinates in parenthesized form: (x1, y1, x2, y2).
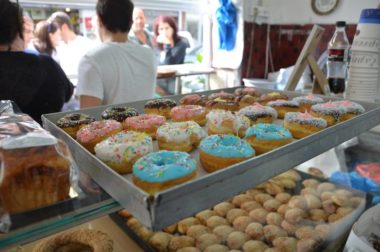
(327, 21, 350, 95)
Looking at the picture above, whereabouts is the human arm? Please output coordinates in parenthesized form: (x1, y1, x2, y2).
(161, 38, 188, 65)
(80, 95, 102, 108)
(77, 55, 104, 108)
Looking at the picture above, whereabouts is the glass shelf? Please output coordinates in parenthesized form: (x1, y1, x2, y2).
(0, 177, 122, 250)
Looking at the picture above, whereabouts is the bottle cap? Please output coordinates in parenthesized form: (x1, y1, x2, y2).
(336, 21, 346, 27)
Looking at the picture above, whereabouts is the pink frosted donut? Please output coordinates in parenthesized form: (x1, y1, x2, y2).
(76, 120, 122, 153)
(123, 114, 166, 139)
(179, 94, 207, 106)
(170, 105, 207, 126)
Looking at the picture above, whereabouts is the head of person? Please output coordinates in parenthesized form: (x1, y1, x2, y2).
(96, 0, 134, 42)
(23, 14, 34, 47)
(0, 0, 24, 50)
(153, 16, 180, 50)
(49, 11, 74, 43)
(33, 20, 60, 56)
(131, 7, 146, 33)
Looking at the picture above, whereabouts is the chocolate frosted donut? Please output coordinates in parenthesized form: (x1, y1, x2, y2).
(101, 106, 138, 122)
(57, 113, 95, 138)
(144, 98, 177, 109)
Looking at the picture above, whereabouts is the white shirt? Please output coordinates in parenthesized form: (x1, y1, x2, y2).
(57, 36, 98, 80)
(77, 41, 157, 105)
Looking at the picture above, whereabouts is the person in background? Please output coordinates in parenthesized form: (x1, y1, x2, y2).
(76, 0, 157, 108)
(153, 15, 189, 95)
(153, 15, 189, 65)
(128, 7, 153, 47)
(32, 20, 61, 61)
(22, 13, 38, 54)
(0, 0, 74, 124)
(50, 11, 97, 81)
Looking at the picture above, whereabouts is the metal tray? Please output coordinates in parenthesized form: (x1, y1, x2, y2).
(109, 171, 368, 252)
(42, 87, 380, 230)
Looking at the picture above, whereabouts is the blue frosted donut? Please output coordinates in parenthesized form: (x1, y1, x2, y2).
(245, 123, 292, 140)
(244, 123, 292, 155)
(200, 134, 254, 158)
(132, 150, 197, 194)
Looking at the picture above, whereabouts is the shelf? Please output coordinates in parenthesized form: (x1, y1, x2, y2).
(42, 87, 380, 230)
(0, 180, 121, 250)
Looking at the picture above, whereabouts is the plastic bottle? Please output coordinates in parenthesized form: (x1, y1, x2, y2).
(327, 21, 350, 95)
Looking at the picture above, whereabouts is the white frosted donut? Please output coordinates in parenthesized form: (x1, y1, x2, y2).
(206, 109, 250, 137)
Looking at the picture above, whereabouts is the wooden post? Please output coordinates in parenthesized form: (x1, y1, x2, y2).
(285, 25, 328, 94)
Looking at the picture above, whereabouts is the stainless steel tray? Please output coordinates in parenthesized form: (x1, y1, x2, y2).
(42, 87, 380, 230)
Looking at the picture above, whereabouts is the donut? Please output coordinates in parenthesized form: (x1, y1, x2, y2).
(32, 229, 113, 252)
(284, 112, 327, 139)
(123, 114, 166, 139)
(76, 120, 122, 153)
(292, 94, 324, 112)
(234, 87, 261, 97)
(144, 98, 177, 119)
(267, 99, 299, 119)
(170, 105, 207, 126)
(180, 94, 207, 106)
(235, 94, 258, 108)
(205, 98, 240, 112)
(238, 103, 278, 125)
(101, 106, 138, 122)
(199, 134, 255, 173)
(208, 91, 235, 101)
(244, 123, 292, 155)
(57, 113, 95, 138)
(156, 121, 206, 152)
(258, 92, 288, 105)
(206, 109, 250, 138)
(94, 131, 153, 174)
(132, 150, 197, 194)
(310, 100, 365, 126)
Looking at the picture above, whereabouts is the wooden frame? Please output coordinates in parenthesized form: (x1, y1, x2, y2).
(285, 25, 327, 94)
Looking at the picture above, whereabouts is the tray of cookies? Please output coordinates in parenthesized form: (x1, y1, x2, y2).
(42, 87, 380, 230)
(110, 169, 368, 252)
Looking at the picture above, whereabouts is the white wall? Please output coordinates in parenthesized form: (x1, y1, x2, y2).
(244, 0, 379, 24)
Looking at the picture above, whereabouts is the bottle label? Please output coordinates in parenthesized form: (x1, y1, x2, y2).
(328, 49, 348, 62)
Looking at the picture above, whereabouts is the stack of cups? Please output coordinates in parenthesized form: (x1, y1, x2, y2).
(346, 9, 380, 103)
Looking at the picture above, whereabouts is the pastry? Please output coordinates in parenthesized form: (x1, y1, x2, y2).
(196, 233, 221, 251)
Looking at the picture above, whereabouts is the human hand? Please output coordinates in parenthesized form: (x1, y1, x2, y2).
(156, 34, 171, 45)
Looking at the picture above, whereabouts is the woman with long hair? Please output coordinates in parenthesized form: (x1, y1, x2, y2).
(153, 15, 188, 65)
(33, 20, 60, 60)
(153, 15, 189, 94)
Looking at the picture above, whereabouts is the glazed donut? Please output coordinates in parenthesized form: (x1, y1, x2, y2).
(245, 123, 292, 154)
(101, 106, 138, 122)
(205, 98, 240, 112)
(180, 94, 207, 106)
(76, 120, 122, 153)
(170, 105, 207, 126)
(267, 99, 299, 119)
(234, 87, 261, 97)
(94, 131, 153, 174)
(310, 100, 365, 126)
(199, 134, 255, 173)
(206, 109, 250, 137)
(32, 229, 113, 252)
(123, 114, 166, 139)
(57, 113, 95, 138)
(259, 92, 288, 105)
(144, 98, 177, 119)
(238, 103, 278, 125)
(132, 150, 197, 194)
(156, 121, 206, 152)
(208, 91, 235, 101)
(292, 94, 324, 112)
(284, 112, 327, 139)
